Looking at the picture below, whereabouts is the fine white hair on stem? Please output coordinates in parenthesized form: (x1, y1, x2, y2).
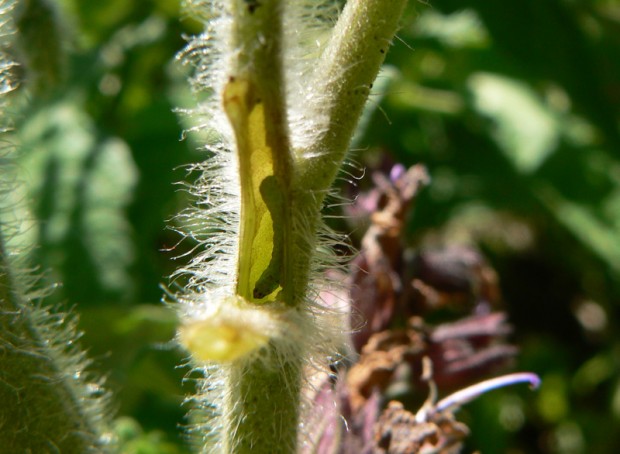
(175, 0, 409, 451)
(173, 3, 245, 446)
(282, 0, 341, 153)
(174, 0, 240, 318)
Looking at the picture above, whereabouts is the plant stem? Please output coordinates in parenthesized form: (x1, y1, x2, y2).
(221, 1, 304, 451)
(299, 0, 408, 194)
(0, 232, 105, 452)
(226, 0, 294, 304)
(185, 1, 410, 451)
(0, 5, 107, 445)
(225, 353, 302, 453)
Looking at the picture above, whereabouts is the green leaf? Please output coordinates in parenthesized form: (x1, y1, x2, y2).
(468, 72, 560, 174)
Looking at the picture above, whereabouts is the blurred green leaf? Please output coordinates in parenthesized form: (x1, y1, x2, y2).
(17, 98, 138, 303)
(469, 72, 560, 174)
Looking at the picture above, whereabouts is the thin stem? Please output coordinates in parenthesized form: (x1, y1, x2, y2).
(435, 372, 541, 414)
(299, 0, 408, 194)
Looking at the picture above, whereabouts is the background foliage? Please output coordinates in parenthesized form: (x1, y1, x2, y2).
(5, 0, 620, 452)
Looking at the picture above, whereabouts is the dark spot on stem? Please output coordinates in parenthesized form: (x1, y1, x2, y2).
(245, 0, 261, 13)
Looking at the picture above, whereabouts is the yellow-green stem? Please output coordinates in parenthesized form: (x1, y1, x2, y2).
(227, 0, 294, 305)
(222, 1, 303, 451)
(214, 1, 409, 451)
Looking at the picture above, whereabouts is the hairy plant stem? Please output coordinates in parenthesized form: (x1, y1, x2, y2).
(228, 0, 293, 304)
(299, 0, 408, 194)
(0, 5, 107, 447)
(0, 233, 103, 452)
(222, 1, 303, 452)
(202, 0, 408, 451)
(226, 354, 302, 454)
